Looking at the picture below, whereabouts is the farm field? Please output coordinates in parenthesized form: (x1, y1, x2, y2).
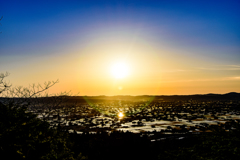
(23, 95, 240, 139)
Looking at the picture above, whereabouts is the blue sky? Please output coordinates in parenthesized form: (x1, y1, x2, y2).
(0, 0, 240, 95)
(1, 0, 240, 55)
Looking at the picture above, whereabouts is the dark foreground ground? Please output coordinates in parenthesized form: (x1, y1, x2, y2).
(67, 128, 240, 160)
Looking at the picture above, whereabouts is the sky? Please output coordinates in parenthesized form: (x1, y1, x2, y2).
(0, 0, 240, 96)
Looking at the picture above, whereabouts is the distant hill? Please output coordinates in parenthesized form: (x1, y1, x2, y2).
(224, 92, 240, 96)
(155, 92, 240, 101)
(1, 92, 239, 102)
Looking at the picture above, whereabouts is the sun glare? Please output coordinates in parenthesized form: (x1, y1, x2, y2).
(111, 62, 129, 79)
(118, 112, 124, 119)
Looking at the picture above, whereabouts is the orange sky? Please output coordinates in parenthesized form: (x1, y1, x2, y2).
(1, 1, 240, 96)
(4, 37, 240, 96)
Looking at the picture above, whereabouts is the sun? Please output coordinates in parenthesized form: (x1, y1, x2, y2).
(111, 62, 129, 79)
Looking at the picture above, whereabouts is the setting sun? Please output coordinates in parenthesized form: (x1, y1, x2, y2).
(111, 62, 129, 79)
(1, 1, 239, 96)
(1, 1, 240, 159)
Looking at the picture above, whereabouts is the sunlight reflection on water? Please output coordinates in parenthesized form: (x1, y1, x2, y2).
(118, 112, 124, 119)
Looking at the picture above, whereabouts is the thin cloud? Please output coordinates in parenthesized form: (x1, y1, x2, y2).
(197, 65, 240, 71)
(161, 69, 187, 73)
(216, 64, 240, 68)
(226, 76, 240, 80)
(160, 76, 240, 83)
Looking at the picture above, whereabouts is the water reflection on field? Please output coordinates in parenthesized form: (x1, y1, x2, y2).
(30, 97, 240, 135)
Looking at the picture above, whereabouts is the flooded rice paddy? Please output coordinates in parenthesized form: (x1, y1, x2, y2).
(29, 98, 240, 135)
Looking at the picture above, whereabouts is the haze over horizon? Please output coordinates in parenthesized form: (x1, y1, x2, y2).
(1, 0, 240, 96)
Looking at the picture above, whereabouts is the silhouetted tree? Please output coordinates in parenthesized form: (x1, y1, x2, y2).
(0, 73, 75, 159)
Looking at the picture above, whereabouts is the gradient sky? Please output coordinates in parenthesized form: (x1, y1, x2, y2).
(1, 0, 240, 96)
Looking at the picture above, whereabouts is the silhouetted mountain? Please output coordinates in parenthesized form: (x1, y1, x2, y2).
(205, 93, 220, 96)
(224, 92, 239, 96)
(1, 92, 239, 102)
